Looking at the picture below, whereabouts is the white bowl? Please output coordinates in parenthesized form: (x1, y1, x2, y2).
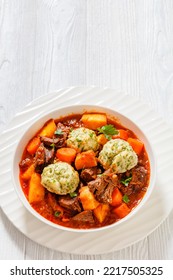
(12, 105, 156, 232)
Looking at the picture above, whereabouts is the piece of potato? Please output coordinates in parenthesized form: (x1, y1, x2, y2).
(28, 173, 45, 203)
(93, 203, 110, 223)
(75, 150, 97, 170)
(26, 137, 41, 155)
(39, 119, 56, 138)
(21, 164, 35, 181)
(81, 114, 107, 130)
(79, 186, 99, 210)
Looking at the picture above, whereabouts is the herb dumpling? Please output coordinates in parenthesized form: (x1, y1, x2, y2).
(67, 127, 99, 152)
(41, 162, 79, 195)
(98, 139, 138, 173)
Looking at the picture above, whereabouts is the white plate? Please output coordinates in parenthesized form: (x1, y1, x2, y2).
(0, 86, 173, 255)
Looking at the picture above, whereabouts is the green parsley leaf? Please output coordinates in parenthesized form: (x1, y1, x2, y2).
(54, 129, 64, 135)
(120, 175, 132, 187)
(122, 194, 130, 204)
(54, 211, 61, 217)
(69, 192, 77, 198)
(97, 124, 118, 140)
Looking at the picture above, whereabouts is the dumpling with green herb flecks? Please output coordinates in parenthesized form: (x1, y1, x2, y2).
(67, 127, 99, 152)
(41, 162, 79, 195)
(98, 139, 138, 173)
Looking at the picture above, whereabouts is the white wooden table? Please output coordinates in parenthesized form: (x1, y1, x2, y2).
(0, 0, 173, 260)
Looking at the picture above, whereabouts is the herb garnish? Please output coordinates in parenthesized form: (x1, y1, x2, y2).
(97, 124, 118, 140)
(54, 211, 61, 217)
(69, 192, 77, 198)
(50, 143, 55, 148)
(54, 129, 64, 135)
(122, 194, 130, 203)
(120, 175, 132, 187)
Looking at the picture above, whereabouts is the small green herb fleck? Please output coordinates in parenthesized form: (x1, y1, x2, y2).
(54, 211, 61, 217)
(97, 174, 103, 177)
(54, 129, 64, 135)
(122, 194, 130, 204)
(97, 124, 118, 140)
(69, 192, 77, 198)
(50, 143, 55, 148)
(120, 175, 132, 187)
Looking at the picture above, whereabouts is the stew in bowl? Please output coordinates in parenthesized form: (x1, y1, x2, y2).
(13, 105, 156, 231)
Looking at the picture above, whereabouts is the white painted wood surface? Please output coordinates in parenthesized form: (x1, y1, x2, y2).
(0, 0, 173, 260)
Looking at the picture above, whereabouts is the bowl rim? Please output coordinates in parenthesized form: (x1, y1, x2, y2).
(12, 104, 157, 233)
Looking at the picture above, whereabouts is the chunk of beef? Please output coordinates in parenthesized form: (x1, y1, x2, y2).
(72, 210, 95, 224)
(119, 166, 148, 195)
(130, 166, 148, 192)
(19, 158, 32, 169)
(40, 136, 66, 148)
(34, 143, 45, 166)
(40, 122, 71, 149)
(58, 195, 81, 213)
(63, 118, 83, 128)
(47, 193, 62, 212)
(80, 167, 99, 182)
(56, 122, 71, 139)
(44, 147, 55, 163)
(34, 143, 55, 173)
(88, 170, 118, 204)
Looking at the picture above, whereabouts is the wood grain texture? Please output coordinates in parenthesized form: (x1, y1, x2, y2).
(0, 0, 173, 260)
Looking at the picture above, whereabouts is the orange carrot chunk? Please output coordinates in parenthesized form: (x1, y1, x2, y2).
(113, 203, 130, 218)
(110, 188, 123, 207)
(75, 150, 97, 170)
(112, 129, 129, 141)
(56, 148, 77, 163)
(27, 136, 41, 155)
(127, 137, 144, 155)
(81, 114, 107, 130)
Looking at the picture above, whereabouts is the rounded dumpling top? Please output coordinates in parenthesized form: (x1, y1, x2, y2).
(67, 127, 99, 152)
(41, 162, 79, 195)
(98, 139, 138, 173)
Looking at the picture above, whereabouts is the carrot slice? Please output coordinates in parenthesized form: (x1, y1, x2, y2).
(27, 136, 41, 155)
(110, 188, 123, 207)
(127, 137, 144, 155)
(56, 148, 77, 163)
(112, 129, 129, 141)
(113, 203, 130, 218)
